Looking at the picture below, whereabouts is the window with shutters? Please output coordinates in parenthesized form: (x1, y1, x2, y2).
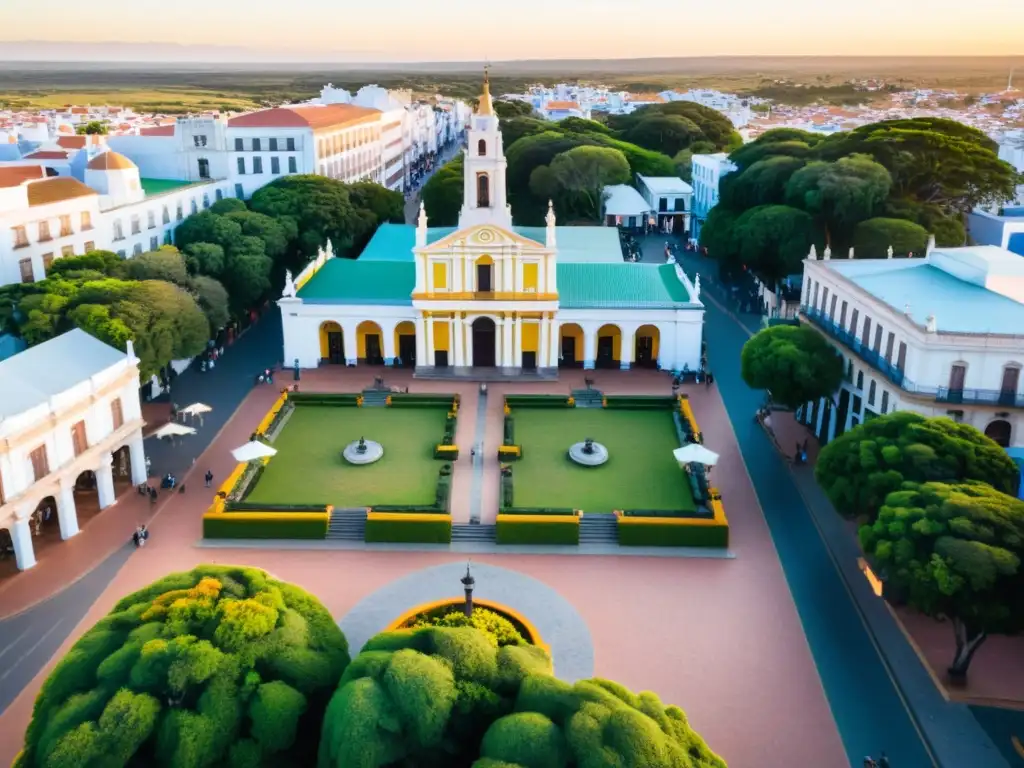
(868, 380, 877, 406)
(29, 444, 49, 481)
(80, 211, 93, 230)
(71, 420, 88, 456)
(12, 225, 28, 248)
(59, 215, 72, 237)
(44, 252, 56, 270)
(38, 220, 51, 242)
(19, 258, 33, 283)
(84, 241, 95, 252)
(111, 397, 124, 430)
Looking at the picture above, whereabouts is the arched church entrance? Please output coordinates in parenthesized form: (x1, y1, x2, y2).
(635, 325, 660, 369)
(394, 321, 416, 368)
(319, 322, 344, 365)
(985, 419, 1012, 447)
(112, 445, 134, 490)
(472, 317, 497, 368)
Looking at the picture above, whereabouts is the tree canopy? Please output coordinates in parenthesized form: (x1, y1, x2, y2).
(493, 99, 535, 119)
(699, 120, 1019, 282)
(17, 566, 350, 768)
(421, 156, 465, 227)
(815, 411, 1020, 521)
(740, 325, 844, 409)
(318, 624, 726, 768)
(76, 121, 108, 135)
(860, 481, 1024, 678)
(533, 145, 631, 221)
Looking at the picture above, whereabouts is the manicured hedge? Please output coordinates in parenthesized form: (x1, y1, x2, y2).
(504, 395, 571, 408)
(498, 445, 521, 460)
(17, 566, 349, 768)
(224, 502, 329, 513)
(434, 446, 460, 460)
(604, 396, 675, 409)
(389, 395, 457, 408)
(288, 393, 361, 406)
(203, 516, 328, 539)
(617, 521, 729, 547)
(496, 518, 579, 545)
(620, 509, 711, 518)
(503, 415, 515, 444)
(498, 507, 578, 516)
(370, 505, 448, 513)
(364, 516, 452, 543)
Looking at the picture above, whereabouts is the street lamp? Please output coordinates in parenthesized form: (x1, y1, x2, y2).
(461, 561, 475, 617)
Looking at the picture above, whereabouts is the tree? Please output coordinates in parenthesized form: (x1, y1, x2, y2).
(16, 566, 349, 768)
(815, 411, 1020, 521)
(673, 149, 694, 182)
(493, 99, 535, 119)
(173, 210, 244, 254)
(189, 275, 230, 331)
(208, 197, 247, 215)
(224, 210, 290, 260)
(852, 217, 929, 257)
(740, 325, 844, 409)
(719, 156, 807, 210)
(623, 114, 703, 158)
(728, 139, 816, 172)
(558, 116, 612, 136)
(318, 625, 725, 768)
(547, 145, 631, 221)
(784, 154, 892, 246)
(221, 238, 273, 313)
(860, 481, 1024, 679)
(118, 246, 191, 287)
(588, 134, 676, 177)
(698, 205, 739, 264)
(183, 242, 226, 277)
(498, 116, 551, 148)
(732, 204, 819, 285)
(75, 121, 108, 135)
(421, 156, 464, 226)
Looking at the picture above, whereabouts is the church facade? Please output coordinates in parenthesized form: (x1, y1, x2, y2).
(280, 76, 705, 375)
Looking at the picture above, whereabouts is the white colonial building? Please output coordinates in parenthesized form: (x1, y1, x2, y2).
(798, 243, 1024, 449)
(279, 76, 705, 375)
(0, 330, 148, 571)
(636, 175, 693, 235)
(690, 152, 737, 244)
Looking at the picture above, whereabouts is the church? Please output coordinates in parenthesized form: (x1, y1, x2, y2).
(279, 75, 705, 375)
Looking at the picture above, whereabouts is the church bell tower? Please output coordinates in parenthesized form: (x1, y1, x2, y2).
(458, 69, 513, 230)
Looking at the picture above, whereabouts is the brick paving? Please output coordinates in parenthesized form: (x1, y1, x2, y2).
(0, 364, 846, 768)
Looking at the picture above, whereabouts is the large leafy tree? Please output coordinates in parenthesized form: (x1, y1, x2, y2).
(493, 99, 535, 119)
(719, 156, 807, 210)
(544, 145, 631, 221)
(860, 482, 1024, 679)
(732, 204, 819, 285)
(17, 566, 350, 768)
(498, 116, 551, 148)
(319, 625, 725, 767)
(740, 325, 844, 409)
(623, 114, 704, 158)
(852, 217, 929, 257)
(815, 411, 1020, 521)
(784, 154, 892, 247)
(421, 156, 465, 226)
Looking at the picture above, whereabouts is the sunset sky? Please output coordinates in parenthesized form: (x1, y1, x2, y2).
(1, 0, 1020, 61)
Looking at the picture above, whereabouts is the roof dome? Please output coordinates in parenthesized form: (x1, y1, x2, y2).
(86, 151, 136, 172)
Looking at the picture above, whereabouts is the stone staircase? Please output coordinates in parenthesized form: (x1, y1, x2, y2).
(451, 523, 496, 544)
(360, 389, 390, 407)
(571, 388, 604, 408)
(578, 514, 618, 545)
(327, 508, 367, 541)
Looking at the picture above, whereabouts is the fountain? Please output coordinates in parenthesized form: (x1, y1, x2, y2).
(342, 436, 384, 465)
(568, 437, 609, 467)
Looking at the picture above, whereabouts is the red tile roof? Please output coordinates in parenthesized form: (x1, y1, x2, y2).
(140, 125, 175, 136)
(545, 101, 580, 111)
(23, 150, 70, 160)
(0, 166, 46, 188)
(228, 104, 380, 131)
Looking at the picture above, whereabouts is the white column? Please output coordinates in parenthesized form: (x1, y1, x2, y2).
(10, 517, 36, 571)
(58, 480, 80, 540)
(96, 455, 116, 510)
(545, 254, 557, 294)
(502, 254, 513, 293)
(415, 315, 427, 367)
(453, 314, 465, 367)
(425, 257, 435, 293)
(426, 317, 437, 367)
(343, 324, 358, 366)
(513, 316, 523, 368)
(549, 318, 560, 367)
(465, 251, 474, 293)
(502, 316, 514, 367)
(128, 432, 147, 485)
(414, 254, 426, 293)
(383, 323, 396, 366)
(465, 316, 474, 367)
(452, 256, 464, 292)
(539, 314, 550, 371)
(620, 328, 635, 370)
(583, 326, 597, 370)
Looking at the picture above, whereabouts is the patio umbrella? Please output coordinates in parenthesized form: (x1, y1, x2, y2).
(672, 444, 719, 467)
(151, 422, 197, 440)
(232, 441, 278, 462)
(179, 402, 213, 425)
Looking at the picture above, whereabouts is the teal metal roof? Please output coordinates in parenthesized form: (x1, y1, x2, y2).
(297, 259, 414, 305)
(557, 263, 693, 308)
(358, 222, 624, 264)
(357, 223, 456, 262)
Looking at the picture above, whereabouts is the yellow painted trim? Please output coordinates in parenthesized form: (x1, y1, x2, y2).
(367, 512, 452, 523)
(384, 597, 548, 654)
(618, 516, 727, 528)
(412, 291, 559, 301)
(496, 514, 578, 525)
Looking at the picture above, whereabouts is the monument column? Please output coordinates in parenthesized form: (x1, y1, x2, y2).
(502, 253, 514, 293)
(96, 454, 116, 510)
(620, 328, 635, 370)
(549, 317, 560, 367)
(583, 326, 597, 370)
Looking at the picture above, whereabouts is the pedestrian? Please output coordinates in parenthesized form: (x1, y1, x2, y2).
(149, 487, 157, 506)
(205, 470, 213, 487)
(140, 525, 149, 544)
(877, 752, 890, 768)
(132, 528, 141, 548)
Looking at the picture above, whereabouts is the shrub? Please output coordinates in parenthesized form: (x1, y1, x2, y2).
(17, 566, 349, 768)
(364, 516, 452, 543)
(410, 608, 527, 648)
(203, 516, 328, 539)
(503, 416, 515, 444)
(496, 518, 579, 545)
(618, 520, 729, 547)
(317, 626, 725, 767)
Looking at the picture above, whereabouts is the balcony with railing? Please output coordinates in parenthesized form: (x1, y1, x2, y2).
(801, 305, 1024, 409)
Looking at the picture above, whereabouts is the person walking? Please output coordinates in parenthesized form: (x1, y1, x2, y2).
(132, 527, 141, 548)
(205, 470, 214, 488)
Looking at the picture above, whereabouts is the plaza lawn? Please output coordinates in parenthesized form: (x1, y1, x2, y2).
(244, 405, 446, 507)
(512, 408, 695, 513)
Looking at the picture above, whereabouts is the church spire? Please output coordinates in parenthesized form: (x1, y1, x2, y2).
(478, 66, 494, 116)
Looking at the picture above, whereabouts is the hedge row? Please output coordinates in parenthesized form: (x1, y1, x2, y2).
(617, 521, 729, 548)
(504, 395, 571, 408)
(288, 393, 361, 406)
(620, 509, 711, 518)
(389, 394, 458, 408)
(503, 415, 515, 444)
(365, 516, 452, 543)
(604, 396, 675, 410)
(496, 518, 579, 545)
(203, 516, 328, 539)
(434, 446, 460, 460)
(223, 502, 330, 513)
(498, 507, 578, 516)
(500, 468, 513, 508)
(498, 445, 521, 461)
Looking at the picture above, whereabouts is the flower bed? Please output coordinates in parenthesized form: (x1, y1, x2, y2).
(387, 598, 545, 651)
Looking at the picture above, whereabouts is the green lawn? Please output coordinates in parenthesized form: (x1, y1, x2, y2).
(512, 409, 694, 513)
(245, 406, 446, 507)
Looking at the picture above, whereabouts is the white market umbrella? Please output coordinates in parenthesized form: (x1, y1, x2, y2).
(673, 444, 720, 468)
(179, 402, 213, 425)
(232, 441, 278, 462)
(152, 422, 197, 440)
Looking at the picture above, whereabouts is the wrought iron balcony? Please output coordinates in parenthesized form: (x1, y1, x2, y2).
(935, 387, 1024, 409)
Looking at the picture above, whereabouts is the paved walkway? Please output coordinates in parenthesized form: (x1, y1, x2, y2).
(338, 561, 595, 682)
(675, 247, 1011, 767)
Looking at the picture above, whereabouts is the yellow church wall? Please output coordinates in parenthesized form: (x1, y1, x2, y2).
(560, 323, 584, 362)
(319, 321, 342, 358)
(521, 321, 539, 353)
(522, 262, 538, 292)
(598, 325, 621, 360)
(637, 324, 660, 358)
(433, 320, 450, 352)
(356, 321, 383, 358)
(432, 262, 448, 290)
